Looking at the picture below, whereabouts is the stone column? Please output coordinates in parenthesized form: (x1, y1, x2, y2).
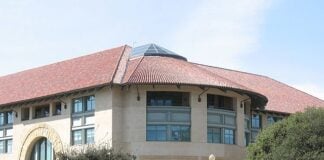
(236, 97, 245, 147)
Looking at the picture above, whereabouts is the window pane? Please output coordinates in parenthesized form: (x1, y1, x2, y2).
(170, 125, 190, 141)
(245, 132, 250, 146)
(0, 113, 4, 125)
(54, 102, 62, 115)
(147, 92, 190, 107)
(6, 139, 12, 153)
(85, 116, 95, 125)
(72, 117, 82, 127)
(0, 130, 3, 137)
(207, 127, 221, 143)
(146, 125, 167, 141)
(224, 129, 234, 144)
(86, 128, 95, 144)
(72, 130, 82, 145)
(251, 114, 261, 129)
(7, 112, 13, 124)
(207, 114, 222, 124)
(86, 96, 95, 111)
(6, 128, 13, 137)
(171, 112, 190, 122)
(73, 98, 83, 113)
(0, 141, 4, 153)
(35, 105, 50, 118)
(147, 112, 167, 122)
(224, 116, 235, 126)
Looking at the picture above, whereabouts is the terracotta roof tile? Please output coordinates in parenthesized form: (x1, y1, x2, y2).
(195, 64, 324, 113)
(0, 46, 126, 106)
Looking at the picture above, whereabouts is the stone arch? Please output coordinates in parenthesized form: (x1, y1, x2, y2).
(18, 124, 63, 160)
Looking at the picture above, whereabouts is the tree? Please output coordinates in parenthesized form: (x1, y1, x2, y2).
(247, 108, 324, 160)
(57, 144, 136, 160)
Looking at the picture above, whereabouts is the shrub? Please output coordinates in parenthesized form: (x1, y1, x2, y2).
(247, 108, 324, 160)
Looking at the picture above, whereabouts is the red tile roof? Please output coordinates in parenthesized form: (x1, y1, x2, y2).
(0, 44, 323, 114)
(195, 64, 324, 113)
(0, 45, 128, 106)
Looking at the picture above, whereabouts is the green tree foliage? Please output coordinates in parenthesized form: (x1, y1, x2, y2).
(57, 145, 136, 160)
(247, 108, 324, 160)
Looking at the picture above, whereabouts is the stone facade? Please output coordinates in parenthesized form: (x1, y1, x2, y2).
(0, 85, 283, 160)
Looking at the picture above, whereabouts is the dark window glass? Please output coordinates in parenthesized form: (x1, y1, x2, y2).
(86, 96, 95, 111)
(207, 94, 233, 110)
(34, 105, 50, 119)
(72, 130, 82, 145)
(245, 132, 250, 146)
(54, 102, 62, 115)
(22, 108, 30, 121)
(7, 112, 13, 124)
(0, 113, 4, 126)
(207, 127, 221, 143)
(224, 129, 235, 144)
(31, 138, 53, 160)
(251, 114, 261, 129)
(146, 125, 167, 141)
(85, 128, 95, 144)
(147, 92, 190, 107)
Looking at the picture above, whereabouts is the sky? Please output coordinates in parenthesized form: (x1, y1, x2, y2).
(0, 0, 323, 99)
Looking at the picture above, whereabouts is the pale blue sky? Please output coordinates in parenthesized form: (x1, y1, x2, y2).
(0, 0, 323, 99)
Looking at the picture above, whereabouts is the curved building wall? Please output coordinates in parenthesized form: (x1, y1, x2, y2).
(112, 85, 251, 160)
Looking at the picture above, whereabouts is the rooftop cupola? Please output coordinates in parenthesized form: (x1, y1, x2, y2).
(131, 43, 187, 61)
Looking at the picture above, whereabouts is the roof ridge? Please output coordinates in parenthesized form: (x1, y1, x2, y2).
(0, 45, 127, 79)
(111, 45, 129, 84)
(123, 56, 145, 84)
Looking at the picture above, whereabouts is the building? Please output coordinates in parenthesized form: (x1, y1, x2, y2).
(0, 44, 323, 160)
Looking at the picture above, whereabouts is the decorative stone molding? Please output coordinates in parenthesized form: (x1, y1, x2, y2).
(18, 124, 63, 160)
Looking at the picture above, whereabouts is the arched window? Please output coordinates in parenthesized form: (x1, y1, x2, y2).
(30, 138, 54, 160)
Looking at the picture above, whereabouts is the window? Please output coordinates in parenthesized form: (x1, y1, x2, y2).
(147, 125, 167, 141)
(22, 108, 30, 121)
(207, 108, 236, 144)
(73, 98, 83, 113)
(53, 102, 62, 115)
(170, 125, 190, 141)
(245, 132, 250, 146)
(0, 111, 13, 154)
(34, 105, 50, 119)
(267, 116, 282, 125)
(6, 140, 12, 153)
(147, 92, 190, 107)
(72, 117, 82, 127)
(208, 127, 221, 143)
(0, 113, 4, 126)
(71, 96, 95, 145)
(86, 96, 95, 111)
(5, 128, 12, 137)
(7, 112, 13, 124)
(224, 129, 235, 144)
(72, 130, 82, 145)
(207, 94, 234, 110)
(146, 92, 191, 142)
(85, 128, 95, 144)
(251, 114, 261, 129)
(0, 139, 12, 154)
(146, 125, 190, 141)
(73, 96, 95, 113)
